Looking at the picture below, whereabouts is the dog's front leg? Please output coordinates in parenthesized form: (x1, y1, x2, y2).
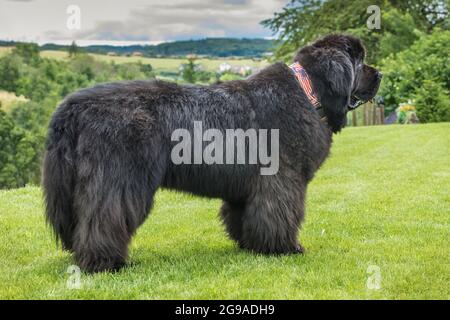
(238, 177, 306, 255)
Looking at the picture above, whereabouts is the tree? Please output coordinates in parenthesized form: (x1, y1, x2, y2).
(0, 54, 22, 92)
(10, 100, 54, 135)
(69, 53, 96, 81)
(68, 40, 79, 58)
(12, 42, 40, 65)
(390, 0, 449, 31)
(137, 61, 154, 78)
(262, 0, 448, 63)
(16, 66, 59, 101)
(0, 110, 40, 188)
(379, 29, 450, 121)
(56, 70, 89, 97)
(116, 62, 144, 80)
(413, 80, 450, 122)
(181, 55, 198, 83)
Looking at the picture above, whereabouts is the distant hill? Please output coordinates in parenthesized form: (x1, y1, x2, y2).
(141, 38, 276, 57)
(1, 38, 276, 58)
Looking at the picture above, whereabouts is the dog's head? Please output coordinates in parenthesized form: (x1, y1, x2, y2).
(294, 34, 382, 132)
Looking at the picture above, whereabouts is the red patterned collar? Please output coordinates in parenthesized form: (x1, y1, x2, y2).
(289, 62, 321, 109)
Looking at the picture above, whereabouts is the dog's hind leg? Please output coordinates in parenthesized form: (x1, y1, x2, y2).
(239, 177, 306, 255)
(72, 143, 165, 273)
(220, 201, 245, 245)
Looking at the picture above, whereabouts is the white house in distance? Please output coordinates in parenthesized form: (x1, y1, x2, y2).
(219, 62, 232, 73)
(218, 63, 257, 76)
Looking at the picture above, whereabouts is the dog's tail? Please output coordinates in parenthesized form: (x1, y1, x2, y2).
(42, 102, 78, 251)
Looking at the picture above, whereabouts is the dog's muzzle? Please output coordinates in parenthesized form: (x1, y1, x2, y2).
(348, 95, 368, 111)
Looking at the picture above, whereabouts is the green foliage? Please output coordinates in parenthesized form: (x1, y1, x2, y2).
(413, 80, 450, 122)
(68, 41, 79, 58)
(16, 65, 59, 101)
(114, 63, 144, 80)
(0, 48, 157, 188)
(67, 54, 156, 82)
(0, 54, 22, 92)
(55, 70, 89, 97)
(375, 7, 421, 60)
(197, 71, 219, 84)
(219, 72, 243, 82)
(68, 54, 97, 81)
(10, 100, 54, 135)
(181, 57, 198, 83)
(0, 50, 157, 102)
(136, 61, 154, 78)
(179, 57, 219, 84)
(262, 0, 448, 64)
(390, 0, 449, 31)
(0, 110, 40, 189)
(379, 29, 450, 121)
(12, 42, 40, 65)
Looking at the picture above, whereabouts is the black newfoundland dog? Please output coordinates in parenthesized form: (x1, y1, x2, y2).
(43, 35, 381, 273)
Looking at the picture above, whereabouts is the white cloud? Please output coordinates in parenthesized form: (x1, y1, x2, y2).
(0, 0, 288, 44)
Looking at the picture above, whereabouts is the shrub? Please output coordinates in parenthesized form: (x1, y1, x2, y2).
(0, 110, 40, 188)
(10, 99, 54, 135)
(12, 42, 40, 65)
(0, 54, 22, 92)
(413, 80, 450, 122)
(379, 29, 450, 122)
(219, 73, 243, 82)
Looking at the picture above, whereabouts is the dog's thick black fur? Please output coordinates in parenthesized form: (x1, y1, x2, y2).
(43, 35, 381, 273)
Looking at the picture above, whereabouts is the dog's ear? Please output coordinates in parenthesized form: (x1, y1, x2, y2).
(296, 47, 354, 133)
(320, 51, 354, 132)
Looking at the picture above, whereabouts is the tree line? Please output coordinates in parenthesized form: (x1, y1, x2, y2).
(13, 38, 276, 58)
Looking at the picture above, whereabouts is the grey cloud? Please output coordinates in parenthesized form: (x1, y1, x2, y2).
(223, 0, 250, 5)
(66, 0, 286, 42)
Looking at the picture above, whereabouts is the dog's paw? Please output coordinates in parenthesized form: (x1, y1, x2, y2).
(294, 244, 305, 254)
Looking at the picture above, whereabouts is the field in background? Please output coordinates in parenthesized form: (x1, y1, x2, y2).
(0, 47, 13, 56)
(0, 123, 448, 299)
(0, 90, 28, 112)
(1, 46, 269, 73)
(39, 50, 269, 72)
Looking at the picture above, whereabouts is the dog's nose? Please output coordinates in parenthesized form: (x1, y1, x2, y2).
(377, 72, 383, 79)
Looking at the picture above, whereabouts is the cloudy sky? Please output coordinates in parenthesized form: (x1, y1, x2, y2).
(0, 0, 288, 45)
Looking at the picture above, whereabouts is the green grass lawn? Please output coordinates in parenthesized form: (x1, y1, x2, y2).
(39, 50, 269, 73)
(0, 123, 449, 299)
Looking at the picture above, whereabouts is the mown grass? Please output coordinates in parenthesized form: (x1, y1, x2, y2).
(0, 123, 449, 299)
(39, 50, 269, 72)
